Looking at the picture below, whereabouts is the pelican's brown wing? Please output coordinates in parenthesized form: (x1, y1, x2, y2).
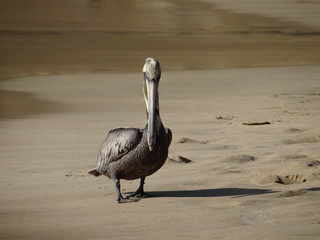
(90, 128, 143, 175)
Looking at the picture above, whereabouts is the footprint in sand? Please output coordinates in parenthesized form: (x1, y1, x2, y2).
(257, 173, 319, 185)
(275, 174, 308, 184)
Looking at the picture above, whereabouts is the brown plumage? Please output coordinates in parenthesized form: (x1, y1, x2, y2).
(89, 58, 172, 203)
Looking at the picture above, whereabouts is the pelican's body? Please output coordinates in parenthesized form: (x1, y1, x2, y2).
(89, 58, 172, 203)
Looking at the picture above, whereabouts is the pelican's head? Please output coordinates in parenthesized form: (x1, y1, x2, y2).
(143, 57, 161, 84)
(142, 58, 161, 151)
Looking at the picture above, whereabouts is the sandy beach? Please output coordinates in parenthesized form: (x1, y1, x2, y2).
(1, 1, 320, 239)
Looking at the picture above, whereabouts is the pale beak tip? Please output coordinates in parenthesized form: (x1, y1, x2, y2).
(148, 146, 153, 151)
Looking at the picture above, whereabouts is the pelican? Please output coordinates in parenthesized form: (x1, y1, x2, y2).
(89, 58, 172, 203)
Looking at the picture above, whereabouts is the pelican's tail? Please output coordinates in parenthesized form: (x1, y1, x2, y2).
(88, 168, 102, 177)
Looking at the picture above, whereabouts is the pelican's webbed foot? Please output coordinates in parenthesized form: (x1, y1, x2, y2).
(117, 196, 140, 203)
(126, 177, 154, 199)
(126, 189, 151, 198)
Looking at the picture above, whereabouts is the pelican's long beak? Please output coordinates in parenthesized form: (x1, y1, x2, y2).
(143, 57, 161, 151)
(145, 78, 159, 151)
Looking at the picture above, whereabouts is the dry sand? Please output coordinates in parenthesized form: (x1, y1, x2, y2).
(2, 67, 320, 240)
(1, 0, 320, 240)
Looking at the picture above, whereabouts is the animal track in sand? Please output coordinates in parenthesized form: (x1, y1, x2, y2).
(307, 160, 320, 167)
(225, 154, 256, 163)
(260, 173, 319, 185)
(210, 145, 238, 150)
(176, 138, 208, 144)
(275, 174, 308, 184)
(216, 115, 234, 120)
(283, 135, 320, 145)
(167, 155, 192, 163)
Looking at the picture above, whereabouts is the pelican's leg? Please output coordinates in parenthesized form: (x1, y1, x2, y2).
(127, 177, 152, 198)
(114, 179, 139, 203)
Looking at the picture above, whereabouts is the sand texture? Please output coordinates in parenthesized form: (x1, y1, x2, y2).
(1, 0, 320, 239)
(1, 67, 320, 239)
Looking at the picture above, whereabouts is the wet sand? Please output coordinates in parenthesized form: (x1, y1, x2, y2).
(0, 0, 320, 77)
(1, 1, 320, 239)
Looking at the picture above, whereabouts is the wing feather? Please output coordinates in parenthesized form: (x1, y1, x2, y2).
(96, 128, 143, 173)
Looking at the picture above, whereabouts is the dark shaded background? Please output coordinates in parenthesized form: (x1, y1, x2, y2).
(1, 0, 319, 78)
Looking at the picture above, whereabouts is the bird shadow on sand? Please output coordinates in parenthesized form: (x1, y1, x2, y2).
(306, 187, 320, 192)
(147, 188, 278, 198)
